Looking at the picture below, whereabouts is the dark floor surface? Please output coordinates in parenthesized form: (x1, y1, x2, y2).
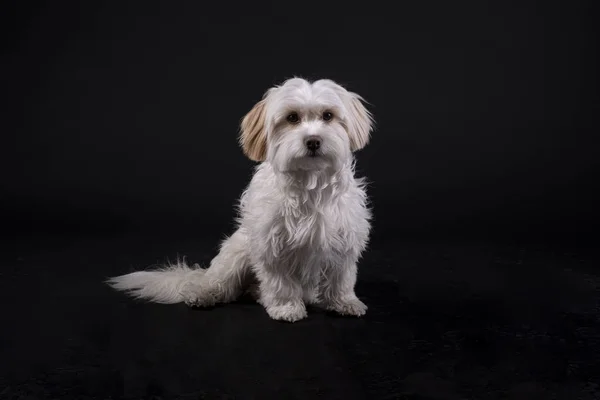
(0, 233, 599, 400)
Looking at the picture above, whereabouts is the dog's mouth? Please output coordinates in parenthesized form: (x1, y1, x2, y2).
(292, 149, 330, 171)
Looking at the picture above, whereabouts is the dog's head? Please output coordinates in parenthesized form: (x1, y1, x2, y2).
(239, 78, 374, 173)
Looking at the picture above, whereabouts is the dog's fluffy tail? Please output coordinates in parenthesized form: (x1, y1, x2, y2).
(106, 260, 204, 304)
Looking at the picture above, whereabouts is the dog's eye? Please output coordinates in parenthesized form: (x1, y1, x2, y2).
(286, 112, 300, 124)
(322, 111, 334, 121)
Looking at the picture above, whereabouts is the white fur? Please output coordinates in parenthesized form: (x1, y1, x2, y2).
(107, 77, 375, 322)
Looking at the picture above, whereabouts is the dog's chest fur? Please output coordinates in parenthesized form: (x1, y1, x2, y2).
(241, 163, 370, 271)
(281, 191, 337, 251)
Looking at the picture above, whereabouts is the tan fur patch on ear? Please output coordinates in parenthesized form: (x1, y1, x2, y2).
(347, 94, 374, 152)
(239, 100, 267, 162)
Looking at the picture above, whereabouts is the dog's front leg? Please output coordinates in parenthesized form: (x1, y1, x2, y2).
(321, 260, 368, 317)
(255, 265, 307, 322)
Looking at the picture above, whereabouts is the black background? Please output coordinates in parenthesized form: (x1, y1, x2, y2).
(2, 1, 600, 399)
(3, 0, 598, 244)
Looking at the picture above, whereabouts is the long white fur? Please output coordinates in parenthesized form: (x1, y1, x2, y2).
(107, 77, 375, 322)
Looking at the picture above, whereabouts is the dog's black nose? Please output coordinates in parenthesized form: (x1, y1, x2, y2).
(305, 136, 321, 152)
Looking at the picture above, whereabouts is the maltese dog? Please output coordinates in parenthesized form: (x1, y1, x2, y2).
(108, 77, 375, 322)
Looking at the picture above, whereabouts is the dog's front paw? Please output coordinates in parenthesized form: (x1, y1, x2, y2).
(327, 296, 368, 317)
(266, 301, 307, 322)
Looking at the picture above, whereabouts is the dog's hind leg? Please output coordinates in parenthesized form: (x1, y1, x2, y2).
(180, 229, 251, 307)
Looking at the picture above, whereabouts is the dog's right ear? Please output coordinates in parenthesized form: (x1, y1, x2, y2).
(239, 99, 268, 162)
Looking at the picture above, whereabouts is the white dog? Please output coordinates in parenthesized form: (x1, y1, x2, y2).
(108, 77, 374, 322)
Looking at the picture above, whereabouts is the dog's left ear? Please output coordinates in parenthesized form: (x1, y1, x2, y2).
(343, 91, 374, 152)
(239, 99, 268, 162)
